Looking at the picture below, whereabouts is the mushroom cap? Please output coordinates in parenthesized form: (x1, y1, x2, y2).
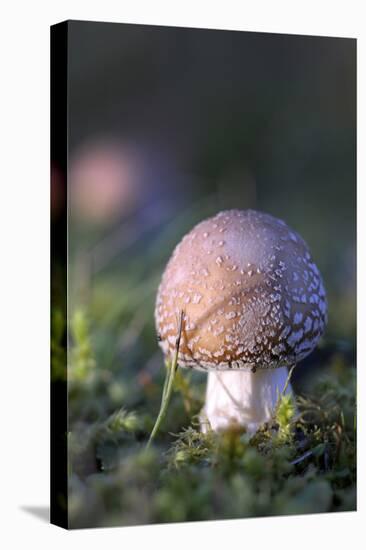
(155, 209, 327, 371)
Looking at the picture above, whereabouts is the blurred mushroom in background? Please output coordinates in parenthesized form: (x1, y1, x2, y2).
(70, 140, 141, 227)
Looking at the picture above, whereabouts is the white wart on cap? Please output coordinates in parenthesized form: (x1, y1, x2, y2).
(155, 209, 327, 371)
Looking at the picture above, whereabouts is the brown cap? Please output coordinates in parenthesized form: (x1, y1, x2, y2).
(155, 209, 327, 371)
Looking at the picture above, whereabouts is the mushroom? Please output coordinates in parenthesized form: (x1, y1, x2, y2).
(155, 209, 327, 433)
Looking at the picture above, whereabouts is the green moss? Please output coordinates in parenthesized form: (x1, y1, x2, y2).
(67, 306, 356, 528)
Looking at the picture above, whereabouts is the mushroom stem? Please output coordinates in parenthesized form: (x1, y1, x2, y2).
(200, 367, 293, 433)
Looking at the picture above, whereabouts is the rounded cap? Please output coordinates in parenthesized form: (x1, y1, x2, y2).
(155, 209, 327, 371)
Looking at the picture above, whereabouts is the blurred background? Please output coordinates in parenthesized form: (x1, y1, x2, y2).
(52, 21, 356, 527)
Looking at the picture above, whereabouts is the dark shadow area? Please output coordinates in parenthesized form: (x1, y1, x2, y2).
(20, 506, 50, 523)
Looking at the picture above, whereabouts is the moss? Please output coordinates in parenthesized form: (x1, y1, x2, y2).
(67, 306, 356, 528)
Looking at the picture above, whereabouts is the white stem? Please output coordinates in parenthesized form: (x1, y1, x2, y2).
(200, 367, 293, 433)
